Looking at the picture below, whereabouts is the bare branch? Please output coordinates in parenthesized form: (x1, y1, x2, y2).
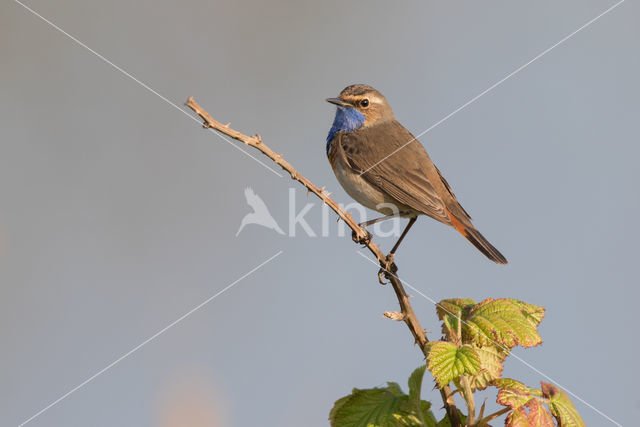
(185, 96, 462, 427)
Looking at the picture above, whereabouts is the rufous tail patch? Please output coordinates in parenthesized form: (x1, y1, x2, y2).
(445, 208, 468, 237)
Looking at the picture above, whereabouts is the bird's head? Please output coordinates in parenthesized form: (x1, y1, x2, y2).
(326, 84, 394, 129)
(325, 84, 395, 150)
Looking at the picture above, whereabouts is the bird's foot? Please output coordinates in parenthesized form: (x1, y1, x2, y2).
(386, 253, 395, 266)
(352, 227, 372, 245)
(377, 253, 398, 285)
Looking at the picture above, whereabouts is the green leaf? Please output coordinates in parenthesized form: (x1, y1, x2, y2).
(494, 378, 540, 410)
(436, 410, 466, 427)
(420, 402, 437, 427)
(436, 299, 475, 340)
(425, 342, 481, 388)
(471, 344, 509, 390)
(329, 384, 412, 427)
(493, 378, 527, 391)
(330, 380, 436, 427)
(497, 384, 536, 410)
(508, 299, 545, 328)
(436, 299, 476, 320)
(407, 365, 437, 427)
(493, 378, 542, 397)
(330, 394, 352, 423)
(387, 381, 405, 397)
(541, 382, 586, 427)
(462, 299, 543, 348)
(408, 365, 426, 404)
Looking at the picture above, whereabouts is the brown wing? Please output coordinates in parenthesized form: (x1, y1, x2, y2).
(341, 120, 507, 263)
(339, 120, 507, 264)
(338, 120, 452, 224)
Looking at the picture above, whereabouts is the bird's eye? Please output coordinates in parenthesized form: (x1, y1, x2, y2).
(360, 99, 369, 108)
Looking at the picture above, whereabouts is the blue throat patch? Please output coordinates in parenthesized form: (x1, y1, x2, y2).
(326, 107, 365, 154)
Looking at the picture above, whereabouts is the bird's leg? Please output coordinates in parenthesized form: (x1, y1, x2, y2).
(351, 228, 373, 245)
(377, 255, 399, 285)
(388, 216, 417, 257)
(351, 211, 409, 245)
(375, 216, 416, 284)
(359, 211, 409, 227)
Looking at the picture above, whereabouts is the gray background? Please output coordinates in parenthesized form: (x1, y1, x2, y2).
(1, 0, 638, 426)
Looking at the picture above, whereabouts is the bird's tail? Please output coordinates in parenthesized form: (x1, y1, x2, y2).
(445, 208, 508, 264)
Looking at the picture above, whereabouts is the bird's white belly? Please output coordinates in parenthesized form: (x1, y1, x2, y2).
(332, 159, 401, 214)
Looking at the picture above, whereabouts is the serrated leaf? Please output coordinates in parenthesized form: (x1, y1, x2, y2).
(387, 381, 405, 397)
(425, 342, 481, 388)
(508, 299, 545, 328)
(330, 393, 352, 423)
(440, 315, 460, 342)
(494, 379, 554, 427)
(525, 399, 555, 426)
(504, 399, 554, 427)
(494, 378, 542, 411)
(406, 366, 437, 427)
(462, 299, 543, 348)
(408, 365, 426, 404)
(329, 385, 413, 427)
(505, 406, 532, 427)
(493, 378, 542, 397)
(492, 378, 529, 392)
(498, 385, 536, 410)
(436, 299, 476, 320)
(419, 401, 437, 427)
(330, 380, 436, 427)
(541, 382, 586, 427)
(471, 344, 508, 390)
(436, 410, 466, 427)
(436, 299, 475, 340)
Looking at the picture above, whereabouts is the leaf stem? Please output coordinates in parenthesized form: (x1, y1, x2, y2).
(460, 376, 475, 425)
(475, 407, 510, 425)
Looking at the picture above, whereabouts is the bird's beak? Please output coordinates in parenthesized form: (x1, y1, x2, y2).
(326, 97, 350, 108)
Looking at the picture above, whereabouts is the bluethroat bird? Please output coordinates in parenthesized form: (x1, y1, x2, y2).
(326, 84, 507, 264)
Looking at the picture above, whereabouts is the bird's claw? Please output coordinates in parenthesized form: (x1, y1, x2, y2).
(385, 253, 398, 274)
(378, 254, 398, 285)
(378, 254, 398, 284)
(351, 228, 372, 245)
(386, 253, 395, 266)
(388, 262, 397, 273)
(378, 268, 388, 285)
